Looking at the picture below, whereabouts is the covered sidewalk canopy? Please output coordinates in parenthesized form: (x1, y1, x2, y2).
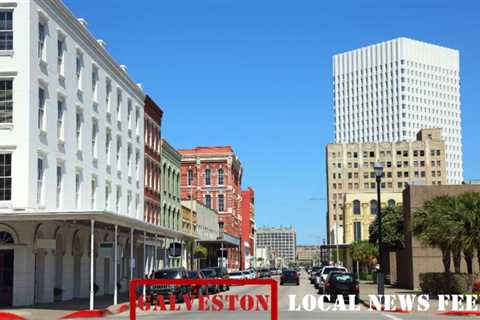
(197, 233, 240, 269)
(0, 210, 196, 310)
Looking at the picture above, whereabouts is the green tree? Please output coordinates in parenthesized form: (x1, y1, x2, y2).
(457, 192, 480, 274)
(349, 240, 378, 272)
(369, 205, 405, 251)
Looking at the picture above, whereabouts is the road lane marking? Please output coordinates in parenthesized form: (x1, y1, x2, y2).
(382, 313, 404, 320)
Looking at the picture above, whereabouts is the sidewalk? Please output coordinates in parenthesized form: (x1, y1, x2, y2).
(0, 294, 130, 320)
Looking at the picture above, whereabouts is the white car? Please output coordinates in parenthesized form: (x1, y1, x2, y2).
(316, 266, 348, 292)
(228, 271, 245, 280)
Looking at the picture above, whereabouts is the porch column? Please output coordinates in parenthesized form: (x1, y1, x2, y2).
(130, 228, 134, 280)
(114, 224, 118, 305)
(89, 220, 95, 311)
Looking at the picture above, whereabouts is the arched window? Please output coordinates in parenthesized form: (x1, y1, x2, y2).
(388, 199, 396, 208)
(353, 200, 361, 215)
(0, 231, 14, 245)
(370, 200, 378, 215)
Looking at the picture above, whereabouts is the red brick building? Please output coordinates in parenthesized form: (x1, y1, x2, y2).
(241, 187, 255, 269)
(144, 95, 163, 225)
(178, 146, 243, 270)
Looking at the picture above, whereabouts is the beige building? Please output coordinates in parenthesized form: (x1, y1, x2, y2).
(296, 245, 321, 266)
(326, 128, 446, 244)
(343, 192, 403, 244)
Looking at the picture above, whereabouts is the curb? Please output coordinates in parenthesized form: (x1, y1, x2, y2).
(359, 298, 411, 314)
(60, 310, 112, 319)
(0, 312, 27, 320)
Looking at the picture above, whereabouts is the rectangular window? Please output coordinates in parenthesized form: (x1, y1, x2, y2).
(116, 137, 122, 170)
(127, 99, 132, 129)
(218, 169, 224, 185)
(38, 21, 46, 60)
(92, 119, 98, 158)
(56, 165, 62, 208)
(0, 79, 12, 124)
(106, 129, 112, 165)
(75, 172, 81, 209)
(116, 186, 121, 213)
(57, 36, 64, 75)
(127, 191, 132, 215)
(38, 87, 46, 130)
(105, 183, 111, 210)
(76, 51, 83, 89)
(0, 153, 11, 201)
(205, 169, 211, 186)
(105, 79, 112, 111)
(187, 169, 193, 186)
(205, 194, 211, 208)
(354, 222, 362, 241)
(92, 66, 98, 100)
(37, 157, 44, 204)
(116, 89, 122, 121)
(57, 98, 64, 140)
(91, 177, 97, 209)
(0, 11, 13, 50)
(218, 194, 225, 212)
(127, 144, 133, 176)
(76, 111, 82, 150)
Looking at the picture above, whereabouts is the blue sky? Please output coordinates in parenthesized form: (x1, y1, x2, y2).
(64, 0, 480, 245)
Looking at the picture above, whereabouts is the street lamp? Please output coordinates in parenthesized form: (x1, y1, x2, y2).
(374, 162, 384, 299)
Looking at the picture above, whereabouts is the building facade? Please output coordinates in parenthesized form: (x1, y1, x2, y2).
(256, 227, 296, 265)
(178, 146, 243, 270)
(182, 200, 219, 241)
(0, 0, 196, 308)
(333, 37, 462, 184)
(144, 95, 163, 225)
(161, 139, 183, 268)
(343, 192, 402, 244)
(326, 128, 446, 244)
(241, 187, 255, 269)
(296, 245, 321, 267)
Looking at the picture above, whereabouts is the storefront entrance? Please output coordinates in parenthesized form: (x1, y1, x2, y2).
(0, 249, 14, 307)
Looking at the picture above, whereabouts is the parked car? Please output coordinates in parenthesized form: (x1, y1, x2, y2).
(148, 268, 191, 303)
(228, 271, 245, 280)
(323, 272, 359, 303)
(316, 266, 348, 292)
(309, 266, 323, 284)
(199, 268, 220, 294)
(243, 270, 254, 279)
(187, 271, 208, 297)
(209, 267, 230, 291)
(280, 269, 299, 286)
(258, 268, 271, 278)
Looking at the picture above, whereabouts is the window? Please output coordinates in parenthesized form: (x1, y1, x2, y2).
(205, 169, 211, 186)
(57, 36, 64, 75)
(218, 194, 225, 212)
(353, 200, 361, 215)
(0, 11, 13, 50)
(127, 191, 132, 215)
(92, 66, 98, 100)
(116, 137, 122, 170)
(76, 51, 83, 87)
(105, 129, 112, 165)
(38, 21, 46, 60)
(135, 107, 140, 135)
(127, 100, 132, 129)
(0, 153, 11, 201)
(388, 199, 396, 208)
(116, 89, 122, 121)
(91, 177, 97, 209)
(105, 183, 111, 210)
(37, 157, 45, 204)
(38, 87, 46, 130)
(57, 98, 64, 140)
(218, 168, 224, 185)
(370, 200, 378, 215)
(354, 222, 362, 241)
(187, 169, 193, 186)
(56, 165, 63, 208)
(92, 119, 98, 158)
(127, 144, 133, 176)
(105, 79, 112, 111)
(76, 111, 82, 150)
(0, 79, 12, 124)
(135, 150, 140, 181)
(116, 186, 121, 213)
(205, 194, 211, 208)
(75, 171, 81, 209)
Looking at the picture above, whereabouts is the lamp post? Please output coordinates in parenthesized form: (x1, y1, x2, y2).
(373, 162, 385, 300)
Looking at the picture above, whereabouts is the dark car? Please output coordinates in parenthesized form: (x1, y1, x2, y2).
(309, 266, 322, 284)
(188, 271, 208, 297)
(323, 272, 359, 303)
(199, 268, 220, 294)
(209, 267, 230, 291)
(148, 268, 191, 303)
(259, 268, 271, 278)
(280, 269, 299, 286)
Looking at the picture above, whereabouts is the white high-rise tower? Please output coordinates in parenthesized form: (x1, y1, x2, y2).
(333, 37, 463, 184)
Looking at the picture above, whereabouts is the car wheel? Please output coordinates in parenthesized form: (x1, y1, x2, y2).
(296, 281, 299, 286)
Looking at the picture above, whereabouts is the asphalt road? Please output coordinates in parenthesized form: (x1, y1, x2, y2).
(105, 272, 480, 320)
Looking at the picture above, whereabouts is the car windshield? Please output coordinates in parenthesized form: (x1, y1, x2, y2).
(230, 272, 242, 276)
(332, 273, 354, 282)
(201, 269, 216, 277)
(323, 267, 345, 275)
(283, 271, 297, 276)
(154, 270, 180, 279)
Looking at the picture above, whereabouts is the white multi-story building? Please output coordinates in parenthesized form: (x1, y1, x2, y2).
(0, 0, 191, 308)
(333, 37, 463, 184)
(256, 227, 296, 265)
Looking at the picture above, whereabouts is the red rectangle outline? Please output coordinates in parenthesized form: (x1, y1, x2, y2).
(129, 278, 278, 320)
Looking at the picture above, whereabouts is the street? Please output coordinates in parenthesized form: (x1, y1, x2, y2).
(105, 272, 479, 320)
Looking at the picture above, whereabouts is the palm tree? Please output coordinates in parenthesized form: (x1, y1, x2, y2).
(349, 240, 377, 274)
(457, 192, 480, 274)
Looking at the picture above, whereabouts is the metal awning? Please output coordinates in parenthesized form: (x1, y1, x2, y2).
(0, 210, 197, 240)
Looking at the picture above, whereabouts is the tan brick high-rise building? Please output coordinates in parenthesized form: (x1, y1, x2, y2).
(326, 128, 446, 244)
(178, 146, 243, 270)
